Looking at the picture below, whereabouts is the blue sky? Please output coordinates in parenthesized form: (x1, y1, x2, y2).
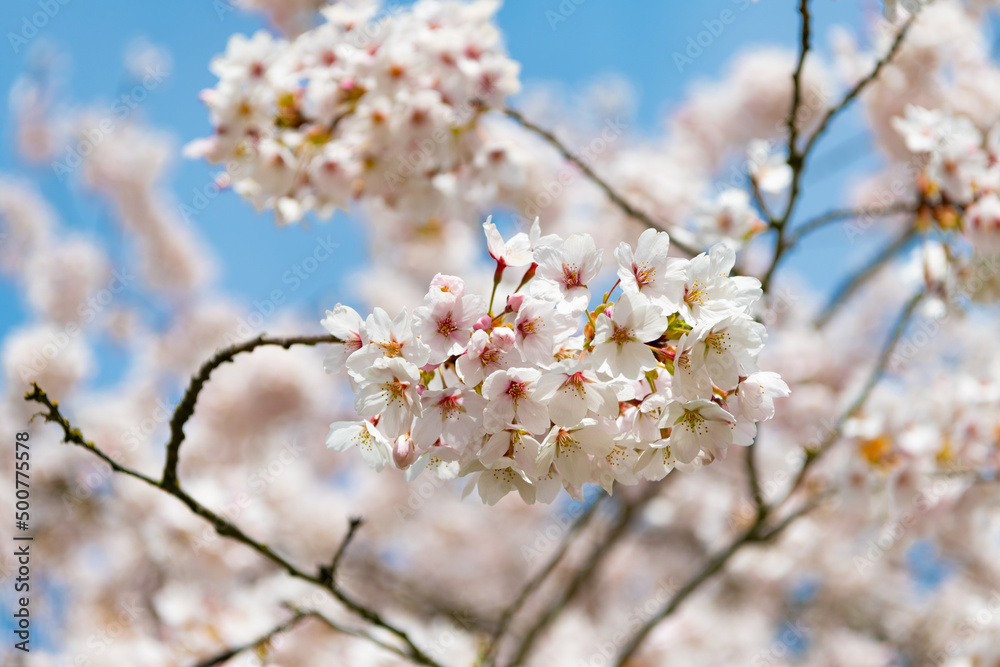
(0, 0, 892, 361)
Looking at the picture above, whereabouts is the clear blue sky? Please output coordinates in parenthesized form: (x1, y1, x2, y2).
(0, 0, 888, 368)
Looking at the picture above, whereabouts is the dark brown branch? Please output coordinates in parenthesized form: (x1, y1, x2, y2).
(762, 6, 919, 293)
(502, 106, 700, 257)
(786, 0, 812, 167)
(24, 382, 441, 667)
(320, 516, 362, 587)
(481, 493, 606, 667)
(162, 333, 340, 490)
(798, 11, 921, 161)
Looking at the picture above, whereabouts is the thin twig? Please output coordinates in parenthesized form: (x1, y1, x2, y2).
(815, 227, 916, 328)
(787, 201, 916, 246)
(321, 516, 363, 586)
(786, 0, 812, 165)
(162, 333, 339, 490)
(502, 107, 700, 257)
(785, 290, 925, 500)
(761, 6, 919, 293)
(480, 493, 606, 667)
(798, 11, 921, 161)
(285, 604, 418, 663)
(191, 611, 309, 667)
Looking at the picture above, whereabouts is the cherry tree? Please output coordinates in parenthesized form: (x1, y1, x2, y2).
(3, 0, 1000, 665)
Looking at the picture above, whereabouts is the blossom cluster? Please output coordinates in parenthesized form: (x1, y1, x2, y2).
(188, 0, 522, 224)
(892, 105, 1000, 302)
(322, 220, 788, 504)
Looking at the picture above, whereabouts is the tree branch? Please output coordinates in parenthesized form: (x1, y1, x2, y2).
(162, 333, 339, 490)
(612, 290, 923, 664)
(785, 289, 925, 500)
(192, 611, 310, 667)
(787, 201, 916, 246)
(25, 381, 442, 667)
(502, 107, 700, 257)
(798, 11, 921, 161)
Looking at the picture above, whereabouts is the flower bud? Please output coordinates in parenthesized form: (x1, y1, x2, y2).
(393, 437, 417, 469)
(473, 315, 493, 331)
(505, 293, 525, 312)
(491, 326, 516, 351)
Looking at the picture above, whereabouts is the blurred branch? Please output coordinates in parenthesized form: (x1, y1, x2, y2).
(25, 381, 442, 667)
(286, 604, 419, 663)
(815, 227, 916, 328)
(481, 493, 606, 667)
(505, 486, 658, 667)
(501, 106, 700, 257)
(162, 333, 340, 490)
(787, 201, 916, 246)
(191, 610, 310, 667)
(785, 289, 926, 500)
(613, 290, 924, 664)
(746, 438, 767, 519)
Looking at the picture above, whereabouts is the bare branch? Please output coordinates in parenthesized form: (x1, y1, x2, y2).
(285, 604, 418, 663)
(502, 106, 700, 257)
(785, 0, 812, 165)
(787, 201, 916, 246)
(192, 611, 309, 667)
(786, 290, 926, 499)
(799, 11, 921, 161)
(24, 381, 443, 667)
(162, 333, 340, 490)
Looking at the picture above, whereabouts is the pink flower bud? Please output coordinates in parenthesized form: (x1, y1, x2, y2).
(393, 437, 417, 469)
(505, 293, 525, 312)
(473, 315, 493, 331)
(491, 326, 515, 351)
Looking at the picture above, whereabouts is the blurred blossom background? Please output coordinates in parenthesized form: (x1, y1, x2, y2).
(1, 0, 1000, 665)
